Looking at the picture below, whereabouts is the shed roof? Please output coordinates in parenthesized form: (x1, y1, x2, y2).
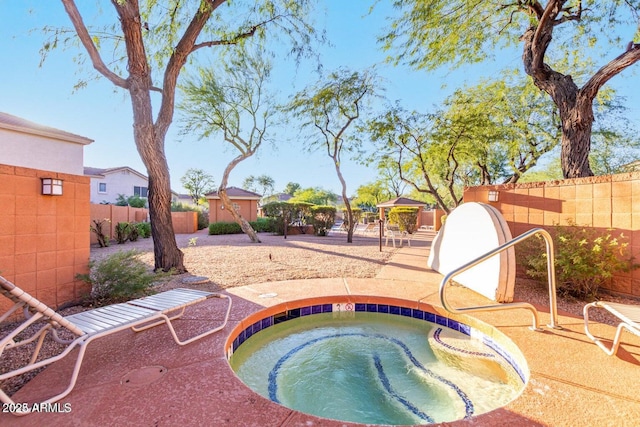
(206, 186, 262, 200)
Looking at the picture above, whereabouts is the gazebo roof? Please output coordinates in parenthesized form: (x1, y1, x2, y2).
(376, 197, 426, 208)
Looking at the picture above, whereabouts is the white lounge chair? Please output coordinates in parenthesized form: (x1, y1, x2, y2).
(0, 275, 232, 414)
(583, 301, 640, 356)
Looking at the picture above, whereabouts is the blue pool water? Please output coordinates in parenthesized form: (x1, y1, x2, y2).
(229, 310, 526, 425)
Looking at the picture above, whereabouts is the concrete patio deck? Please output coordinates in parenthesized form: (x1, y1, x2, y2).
(2, 231, 640, 426)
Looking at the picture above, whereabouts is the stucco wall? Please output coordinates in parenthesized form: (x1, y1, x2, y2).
(465, 172, 640, 297)
(1, 128, 87, 175)
(0, 164, 91, 311)
(207, 199, 258, 223)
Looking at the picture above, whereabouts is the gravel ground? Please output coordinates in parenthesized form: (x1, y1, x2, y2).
(2, 229, 638, 397)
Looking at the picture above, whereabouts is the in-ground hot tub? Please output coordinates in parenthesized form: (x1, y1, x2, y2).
(225, 297, 528, 425)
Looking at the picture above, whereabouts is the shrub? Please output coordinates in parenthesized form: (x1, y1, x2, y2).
(90, 219, 110, 247)
(135, 222, 152, 238)
(250, 217, 276, 233)
(76, 250, 166, 303)
(310, 206, 336, 236)
(116, 194, 147, 208)
(388, 207, 419, 234)
(209, 222, 243, 235)
(128, 223, 139, 242)
(341, 207, 362, 226)
(115, 222, 131, 244)
(520, 221, 637, 299)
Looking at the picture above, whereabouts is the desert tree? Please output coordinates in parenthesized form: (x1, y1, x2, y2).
(283, 182, 301, 196)
(243, 174, 275, 196)
(285, 68, 379, 243)
(54, 0, 318, 271)
(367, 75, 563, 212)
(180, 168, 215, 205)
(179, 51, 275, 243)
(381, 0, 640, 178)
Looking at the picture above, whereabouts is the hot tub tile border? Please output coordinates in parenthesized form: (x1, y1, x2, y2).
(226, 297, 528, 386)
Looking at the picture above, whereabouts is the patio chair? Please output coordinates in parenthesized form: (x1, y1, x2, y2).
(0, 275, 232, 414)
(583, 301, 640, 356)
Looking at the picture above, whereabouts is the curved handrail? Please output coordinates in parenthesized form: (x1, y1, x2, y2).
(438, 228, 559, 331)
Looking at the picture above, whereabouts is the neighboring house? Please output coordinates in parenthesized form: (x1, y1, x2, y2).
(1, 111, 92, 175)
(84, 166, 179, 205)
(206, 187, 262, 223)
(174, 193, 200, 208)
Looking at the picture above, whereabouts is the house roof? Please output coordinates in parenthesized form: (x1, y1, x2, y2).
(376, 197, 426, 208)
(0, 112, 93, 145)
(206, 186, 262, 200)
(84, 166, 149, 181)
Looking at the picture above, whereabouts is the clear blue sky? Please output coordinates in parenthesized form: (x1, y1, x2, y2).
(1, 2, 638, 196)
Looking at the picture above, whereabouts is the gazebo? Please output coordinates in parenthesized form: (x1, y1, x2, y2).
(376, 197, 427, 228)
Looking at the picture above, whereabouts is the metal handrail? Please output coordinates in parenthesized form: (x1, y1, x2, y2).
(437, 228, 559, 331)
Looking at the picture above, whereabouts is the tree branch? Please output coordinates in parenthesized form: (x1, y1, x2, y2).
(191, 16, 282, 52)
(61, 0, 128, 89)
(582, 48, 640, 100)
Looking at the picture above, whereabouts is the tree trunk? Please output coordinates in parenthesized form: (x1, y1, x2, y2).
(559, 104, 594, 178)
(218, 155, 261, 243)
(218, 188, 261, 243)
(333, 159, 354, 243)
(123, 23, 186, 272)
(522, 25, 595, 178)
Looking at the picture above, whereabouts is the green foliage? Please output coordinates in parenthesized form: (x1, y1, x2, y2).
(180, 168, 215, 205)
(115, 222, 131, 244)
(128, 223, 140, 242)
(135, 222, 152, 238)
(520, 222, 637, 299)
(261, 201, 314, 235)
(309, 205, 336, 236)
(388, 207, 419, 234)
(380, 1, 636, 73)
(90, 219, 110, 247)
(290, 187, 338, 206)
(76, 250, 166, 303)
(283, 182, 301, 196)
(243, 174, 275, 196)
(209, 222, 243, 235)
(208, 218, 274, 235)
(250, 217, 276, 233)
(341, 208, 363, 226)
(115, 194, 147, 208)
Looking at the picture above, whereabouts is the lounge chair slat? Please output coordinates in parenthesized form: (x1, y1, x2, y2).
(1, 274, 231, 412)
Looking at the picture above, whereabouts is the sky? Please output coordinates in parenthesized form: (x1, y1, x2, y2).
(1, 2, 638, 196)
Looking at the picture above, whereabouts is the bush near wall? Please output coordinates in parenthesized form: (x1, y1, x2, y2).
(388, 207, 419, 234)
(310, 206, 336, 236)
(518, 221, 637, 299)
(261, 201, 315, 235)
(208, 218, 275, 235)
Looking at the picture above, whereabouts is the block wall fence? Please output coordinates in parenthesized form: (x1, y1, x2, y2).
(465, 172, 640, 298)
(89, 204, 197, 244)
(0, 164, 91, 312)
